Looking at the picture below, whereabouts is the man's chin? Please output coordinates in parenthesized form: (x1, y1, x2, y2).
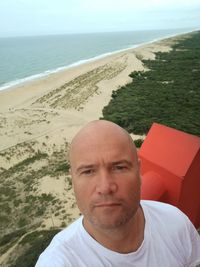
(88, 213, 133, 231)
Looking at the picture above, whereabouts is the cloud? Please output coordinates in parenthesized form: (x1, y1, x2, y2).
(0, 0, 199, 36)
(80, 0, 200, 11)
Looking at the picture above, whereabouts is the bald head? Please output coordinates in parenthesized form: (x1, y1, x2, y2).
(69, 120, 141, 231)
(69, 120, 139, 172)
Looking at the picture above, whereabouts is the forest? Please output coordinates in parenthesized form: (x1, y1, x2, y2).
(102, 31, 200, 137)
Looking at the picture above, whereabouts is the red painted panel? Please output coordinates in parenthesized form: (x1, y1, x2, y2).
(139, 123, 200, 177)
(139, 123, 200, 228)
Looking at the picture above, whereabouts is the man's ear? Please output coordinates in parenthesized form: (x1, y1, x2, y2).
(69, 168, 74, 187)
(138, 158, 141, 170)
(138, 158, 142, 186)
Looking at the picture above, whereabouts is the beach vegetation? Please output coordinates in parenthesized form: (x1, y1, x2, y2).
(134, 139, 144, 148)
(18, 217, 29, 228)
(7, 230, 61, 267)
(0, 229, 26, 247)
(55, 161, 70, 173)
(0, 143, 70, 248)
(33, 62, 127, 110)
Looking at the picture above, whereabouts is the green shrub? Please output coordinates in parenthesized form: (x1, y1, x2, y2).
(0, 229, 26, 247)
(134, 139, 144, 148)
(9, 230, 60, 267)
(55, 162, 70, 173)
(18, 217, 28, 228)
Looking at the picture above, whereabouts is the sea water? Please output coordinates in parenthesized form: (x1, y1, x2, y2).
(0, 28, 195, 90)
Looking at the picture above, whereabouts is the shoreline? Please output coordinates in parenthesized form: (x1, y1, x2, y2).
(0, 28, 197, 93)
(0, 31, 185, 154)
(0, 30, 193, 156)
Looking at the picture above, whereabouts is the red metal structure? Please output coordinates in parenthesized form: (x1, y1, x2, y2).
(139, 123, 200, 228)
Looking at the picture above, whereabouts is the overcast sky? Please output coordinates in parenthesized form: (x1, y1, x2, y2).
(0, 0, 200, 37)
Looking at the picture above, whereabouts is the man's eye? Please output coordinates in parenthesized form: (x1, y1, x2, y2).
(81, 169, 94, 175)
(113, 165, 126, 171)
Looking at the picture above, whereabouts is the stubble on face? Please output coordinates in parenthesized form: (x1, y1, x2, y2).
(83, 192, 141, 231)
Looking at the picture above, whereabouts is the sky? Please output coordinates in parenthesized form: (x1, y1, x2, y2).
(0, 0, 200, 37)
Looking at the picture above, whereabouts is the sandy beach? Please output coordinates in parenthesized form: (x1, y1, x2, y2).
(0, 36, 175, 146)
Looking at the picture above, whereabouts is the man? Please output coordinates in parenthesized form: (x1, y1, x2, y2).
(36, 120, 200, 267)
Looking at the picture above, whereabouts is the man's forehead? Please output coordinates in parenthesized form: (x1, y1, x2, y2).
(70, 120, 130, 150)
(70, 138, 137, 172)
(70, 133, 131, 163)
(68, 120, 138, 168)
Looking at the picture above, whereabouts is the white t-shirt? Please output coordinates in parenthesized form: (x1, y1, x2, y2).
(35, 201, 200, 267)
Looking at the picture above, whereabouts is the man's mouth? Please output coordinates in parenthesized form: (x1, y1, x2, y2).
(94, 202, 121, 207)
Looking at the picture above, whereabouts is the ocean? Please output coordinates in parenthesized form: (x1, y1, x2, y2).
(0, 28, 195, 91)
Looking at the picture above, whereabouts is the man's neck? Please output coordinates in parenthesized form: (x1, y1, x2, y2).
(83, 206, 145, 254)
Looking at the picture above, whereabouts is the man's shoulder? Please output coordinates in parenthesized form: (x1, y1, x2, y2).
(35, 217, 83, 267)
(141, 200, 186, 215)
(141, 200, 190, 228)
(141, 201, 200, 266)
(51, 216, 82, 245)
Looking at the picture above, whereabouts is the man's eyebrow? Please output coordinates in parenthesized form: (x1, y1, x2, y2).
(75, 160, 133, 173)
(111, 159, 133, 166)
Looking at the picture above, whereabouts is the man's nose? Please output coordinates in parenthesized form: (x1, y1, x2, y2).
(96, 170, 117, 195)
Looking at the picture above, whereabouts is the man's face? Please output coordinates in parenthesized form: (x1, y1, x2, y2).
(70, 126, 141, 231)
